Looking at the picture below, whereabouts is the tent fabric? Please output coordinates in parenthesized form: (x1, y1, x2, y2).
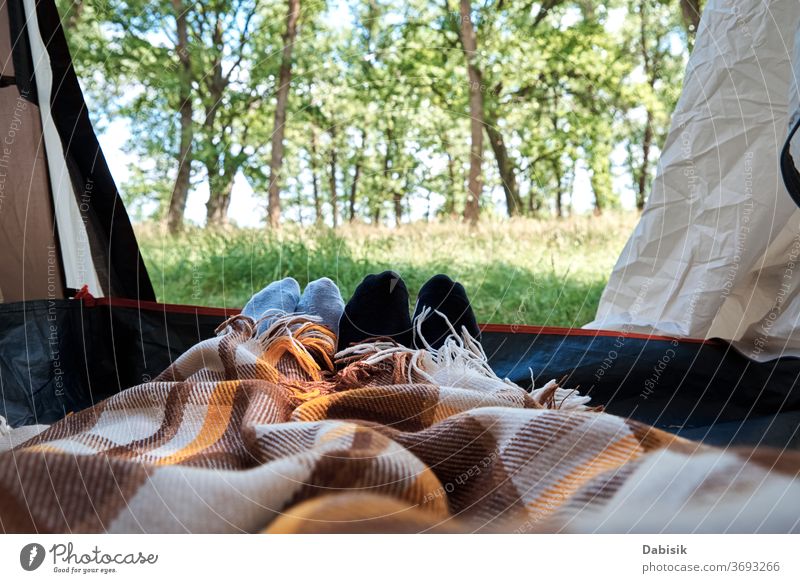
(0, 0, 155, 302)
(21, 0, 103, 296)
(589, 0, 800, 362)
(0, 299, 227, 427)
(781, 21, 800, 205)
(780, 118, 800, 206)
(3, 0, 37, 101)
(1, 312, 798, 534)
(0, 79, 64, 303)
(484, 326, 800, 449)
(1, 0, 13, 78)
(0, 0, 64, 303)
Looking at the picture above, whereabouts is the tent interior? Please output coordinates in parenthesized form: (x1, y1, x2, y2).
(2, 0, 800, 452)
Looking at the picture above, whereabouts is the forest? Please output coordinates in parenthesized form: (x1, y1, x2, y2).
(58, 0, 702, 231)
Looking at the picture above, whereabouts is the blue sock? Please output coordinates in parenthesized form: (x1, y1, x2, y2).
(242, 277, 301, 334)
(297, 277, 345, 337)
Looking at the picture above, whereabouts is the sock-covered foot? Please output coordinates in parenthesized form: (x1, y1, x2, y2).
(242, 277, 301, 334)
(412, 274, 480, 349)
(297, 277, 345, 337)
(337, 271, 413, 350)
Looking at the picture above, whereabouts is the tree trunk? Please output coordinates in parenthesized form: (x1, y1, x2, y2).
(637, 111, 653, 210)
(309, 128, 322, 225)
(166, 0, 192, 234)
(203, 154, 234, 226)
(485, 118, 522, 216)
(382, 128, 402, 226)
(444, 149, 458, 218)
(459, 0, 483, 226)
(266, 0, 301, 228)
(527, 183, 535, 214)
(328, 129, 339, 228)
(398, 173, 410, 225)
(426, 190, 433, 222)
(393, 190, 403, 227)
(589, 146, 612, 216)
(555, 185, 563, 218)
(637, 0, 657, 211)
(578, 0, 595, 20)
(206, 170, 234, 226)
(62, 0, 85, 30)
(552, 158, 563, 218)
(566, 160, 576, 215)
(349, 163, 360, 222)
(201, 15, 229, 225)
(349, 129, 366, 222)
(680, 0, 702, 47)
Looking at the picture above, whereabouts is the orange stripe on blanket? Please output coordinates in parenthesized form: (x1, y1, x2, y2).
(154, 381, 239, 466)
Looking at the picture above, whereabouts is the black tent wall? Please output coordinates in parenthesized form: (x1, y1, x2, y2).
(5, 0, 155, 300)
(0, 299, 228, 426)
(484, 326, 800, 449)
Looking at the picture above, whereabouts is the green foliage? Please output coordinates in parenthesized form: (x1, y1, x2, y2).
(59, 0, 692, 225)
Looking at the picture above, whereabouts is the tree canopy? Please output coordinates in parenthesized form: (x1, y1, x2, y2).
(58, 0, 697, 229)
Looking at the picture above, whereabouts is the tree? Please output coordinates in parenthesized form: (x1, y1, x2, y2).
(166, 0, 193, 232)
(267, 0, 301, 228)
(59, 0, 692, 227)
(621, 0, 685, 210)
(348, 129, 367, 222)
(309, 128, 323, 224)
(58, 0, 201, 224)
(60, 0, 292, 228)
(193, 1, 287, 226)
(680, 0, 703, 48)
(457, 0, 484, 226)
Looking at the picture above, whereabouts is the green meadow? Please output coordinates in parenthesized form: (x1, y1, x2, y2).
(137, 213, 637, 327)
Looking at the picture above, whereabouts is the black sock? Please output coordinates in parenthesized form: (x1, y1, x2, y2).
(412, 274, 480, 349)
(337, 271, 413, 350)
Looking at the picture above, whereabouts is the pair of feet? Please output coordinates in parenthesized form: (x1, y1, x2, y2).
(241, 272, 480, 352)
(241, 277, 345, 337)
(338, 272, 480, 351)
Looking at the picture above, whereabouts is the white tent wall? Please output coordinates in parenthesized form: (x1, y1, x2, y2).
(588, 0, 800, 361)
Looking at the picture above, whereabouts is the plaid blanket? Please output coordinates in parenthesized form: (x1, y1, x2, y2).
(1, 314, 798, 533)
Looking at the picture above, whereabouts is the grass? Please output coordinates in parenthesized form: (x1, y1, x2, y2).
(135, 212, 638, 327)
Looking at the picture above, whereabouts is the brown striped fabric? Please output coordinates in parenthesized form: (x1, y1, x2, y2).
(1, 314, 798, 533)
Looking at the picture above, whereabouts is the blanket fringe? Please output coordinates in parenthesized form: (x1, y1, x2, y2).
(406, 306, 522, 389)
(336, 307, 591, 409)
(218, 312, 337, 402)
(529, 378, 593, 410)
(220, 308, 593, 410)
(254, 313, 336, 374)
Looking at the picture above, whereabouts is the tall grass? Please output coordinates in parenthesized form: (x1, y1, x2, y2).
(136, 213, 637, 327)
